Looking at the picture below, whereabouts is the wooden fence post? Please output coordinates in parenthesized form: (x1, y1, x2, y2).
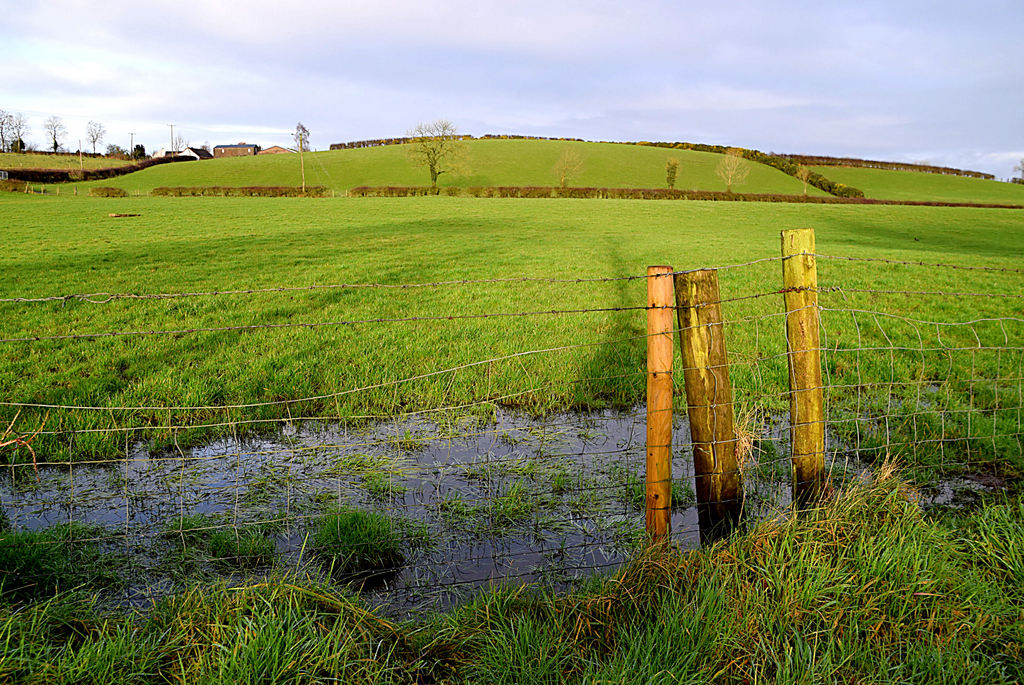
(675, 269, 742, 541)
(781, 228, 825, 505)
(646, 265, 674, 543)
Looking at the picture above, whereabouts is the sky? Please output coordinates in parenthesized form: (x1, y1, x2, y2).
(2, 0, 1022, 178)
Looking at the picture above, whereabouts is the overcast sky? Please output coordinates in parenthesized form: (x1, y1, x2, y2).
(2, 0, 1022, 177)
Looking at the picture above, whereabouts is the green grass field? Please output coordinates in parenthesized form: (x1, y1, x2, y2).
(0, 193, 1021, 474)
(1, 190, 1022, 683)
(810, 165, 1024, 204)
(0, 152, 135, 171)
(69, 139, 827, 196)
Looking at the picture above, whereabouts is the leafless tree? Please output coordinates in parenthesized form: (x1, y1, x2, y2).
(1014, 159, 1024, 182)
(44, 116, 67, 153)
(553, 147, 585, 188)
(294, 122, 310, 192)
(8, 113, 28, 152)
(665, 157, 680, 189)
(0, 110, 10, 151)
(172, 133, 187, 153)
(715, 148, 750, 193)
(293, 122, 311, 152)
(408, 119, 464, 188)
(86, 121, 106, 154)
(795, 166, 811, 195)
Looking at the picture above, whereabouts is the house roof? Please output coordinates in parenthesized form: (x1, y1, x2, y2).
(184, 147, 213, 159)
(214, 143, 258, 149)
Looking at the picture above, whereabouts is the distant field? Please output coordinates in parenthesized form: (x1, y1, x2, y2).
(811, 165, 1024, 204)
(71, 139, 826, 196)
(0, 152, 135, 171)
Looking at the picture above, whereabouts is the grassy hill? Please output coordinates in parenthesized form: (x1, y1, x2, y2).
(810, 165, 1024, 204)
(74, 139, 826, 196)
(0, 152, 135, 171)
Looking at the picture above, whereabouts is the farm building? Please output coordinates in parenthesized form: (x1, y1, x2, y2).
(214, 143, 260, 158)
(151, 147, 213, 160)
(259, 146, 294, 155)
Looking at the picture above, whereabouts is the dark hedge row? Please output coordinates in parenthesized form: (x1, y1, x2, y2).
(329, 135, 474, 150)
(88, 186, 128, 197)
(347, 185, 1022, 209)
(775, 154, 995, 179)
(0, 179, 27, 193)
(0, 156, 193, 183)
(151, 185, 332, 197)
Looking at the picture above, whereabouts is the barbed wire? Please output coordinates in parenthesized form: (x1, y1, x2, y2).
(813, 253, 1024, 274)
(0, 256, 791, 306)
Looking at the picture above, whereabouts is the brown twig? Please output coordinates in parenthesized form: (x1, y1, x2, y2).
(0, 410, 48, 478)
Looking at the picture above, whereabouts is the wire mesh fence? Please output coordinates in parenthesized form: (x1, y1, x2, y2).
(0, 235, 1020, 612)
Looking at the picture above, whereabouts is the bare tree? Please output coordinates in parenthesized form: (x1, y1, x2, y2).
(8, 113, 28, 152)
(293, 122, 311, 152)
(0, 110, 10, 151)
(294, 122, 310, 192)
(795, 166, 811, 196)
(1014, 159, 1024, 182)
(86, 121, 106, 154)
(665, 157, 680, 189)
(553, 147, 585, 188)
(715, 148, 750, 193)
(172, 133, 187, 153)
(44, 116, 67, 153)
(407, 119, 463, 188)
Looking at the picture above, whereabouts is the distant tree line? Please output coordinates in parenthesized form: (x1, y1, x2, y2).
(775, 154, 995, 180)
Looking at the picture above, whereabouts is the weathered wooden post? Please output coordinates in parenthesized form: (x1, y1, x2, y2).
(646, 265, 674, 543)
(781, 228, 825, 505)
(675, 269, 742, 542)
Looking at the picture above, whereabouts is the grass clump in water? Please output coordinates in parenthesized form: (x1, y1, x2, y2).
(162, 515, 276, 570)
(312, 509, 405, 575)
(0, 524, 123, 603)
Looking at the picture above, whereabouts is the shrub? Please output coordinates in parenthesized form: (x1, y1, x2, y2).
(151, 186, 331, 197)
(89, 186, 127, 197)
(312, 509, 404, 575)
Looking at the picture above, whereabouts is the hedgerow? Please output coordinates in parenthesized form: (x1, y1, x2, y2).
(347, 185, 1023, 209)
(0, 156, 194, 184)
(88, 186, 128, 197)
(151, 186, 332, 197)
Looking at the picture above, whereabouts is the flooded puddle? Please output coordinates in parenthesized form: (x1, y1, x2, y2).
(0, 405, 974, 613)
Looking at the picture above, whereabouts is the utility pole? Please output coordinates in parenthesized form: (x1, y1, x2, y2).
(167, 124, 174, 153)
(78, 139, 83, 172)
(129, 132, 135, 158)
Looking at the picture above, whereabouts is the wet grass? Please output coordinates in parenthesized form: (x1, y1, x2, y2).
(162, 514, 277, 571)
(1, 472, 1022, 683)
(312, 509, 406, 576)
(0, 523, 124, 603)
